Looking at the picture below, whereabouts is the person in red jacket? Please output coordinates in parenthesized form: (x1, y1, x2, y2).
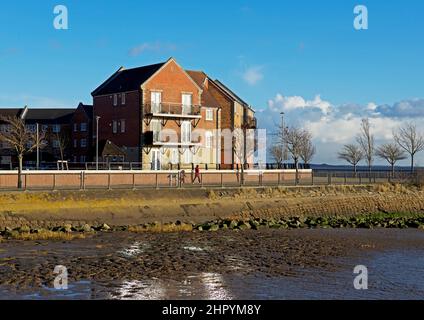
(193, 165, 201, 184)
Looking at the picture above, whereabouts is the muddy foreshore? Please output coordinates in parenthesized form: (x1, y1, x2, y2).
(0, 184, 424, 231)
(0, 228, 423, 299)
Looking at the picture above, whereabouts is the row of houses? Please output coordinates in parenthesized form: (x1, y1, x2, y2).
(0, 58, 257, 170)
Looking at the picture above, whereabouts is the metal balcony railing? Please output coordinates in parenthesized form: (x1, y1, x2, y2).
(144, 103, 202, 117)
(143, 131, 201, 146)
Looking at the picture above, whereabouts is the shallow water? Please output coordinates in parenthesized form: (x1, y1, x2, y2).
(0, 229, 423, 300)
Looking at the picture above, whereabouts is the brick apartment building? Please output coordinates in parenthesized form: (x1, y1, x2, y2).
(0, 58, 256, 170)
(0, 105, 92, 168)
(92, 57, 256, 170)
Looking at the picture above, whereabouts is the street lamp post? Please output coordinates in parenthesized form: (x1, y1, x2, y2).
(280, 112, 285, 168)
(96, 116, 100, 171)
(36, 123, 39, 170)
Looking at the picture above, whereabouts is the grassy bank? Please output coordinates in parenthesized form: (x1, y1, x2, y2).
(1, 183, 424, 234)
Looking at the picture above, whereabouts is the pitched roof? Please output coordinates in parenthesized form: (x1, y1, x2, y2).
(25, 108, 75, 123)
(76, 102, 93, 119)
(0, 107, 75, 123)
(186, 70, 220, 108)
(92, 62, 166, 96)
(0, 108, 23, 119)
(212, 79, 255, 112)
(99, 140, 126, 157)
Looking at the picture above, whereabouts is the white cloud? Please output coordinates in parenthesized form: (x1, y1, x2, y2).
(260, 93, 424, 165)
(128, 42, 176, 57)
(268, 93, 331, 115)
(242, 66, 264, 86)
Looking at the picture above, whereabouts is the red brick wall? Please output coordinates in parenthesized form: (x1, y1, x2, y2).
(142, 60, 201, 107)
(71, 105, 92, 162)
(93, 91, 141, 158)
(207, 80, 234, 166)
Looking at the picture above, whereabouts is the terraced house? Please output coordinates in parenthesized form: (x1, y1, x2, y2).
(92, 57, 257, 170)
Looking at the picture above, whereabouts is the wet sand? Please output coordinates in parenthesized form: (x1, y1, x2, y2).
(0, 228, 423, 299)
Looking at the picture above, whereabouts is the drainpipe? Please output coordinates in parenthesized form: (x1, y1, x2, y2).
(215, 107, 222, 168)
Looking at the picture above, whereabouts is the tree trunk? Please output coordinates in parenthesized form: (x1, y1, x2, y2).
(295, 158, 299, 185)
(391, 162, 395, 178)
(18, 154, 23, 189)
(368, 163, 372, 183)
(411, 154, 414, 173)
(353, 164, 357, 178)
(241, 163, 245, 185)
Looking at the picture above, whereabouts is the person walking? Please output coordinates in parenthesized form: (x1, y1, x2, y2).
(193, 165, 201, 184)
(179, 169, 186, 186)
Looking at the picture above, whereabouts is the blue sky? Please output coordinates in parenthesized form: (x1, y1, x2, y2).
(1, 0, 423, 165)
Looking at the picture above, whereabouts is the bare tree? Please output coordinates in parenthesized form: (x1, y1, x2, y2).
(54, 131, 69, 162)
(338, 143, 363, 176)
(375, 143, 407, 177)
(356, 118, 374, 175)
(299, 136, 316, 166)
(269, 144, 284, 168)
(233, 128, 255, 184)
(393, 122, 424, 173)
(0, 116, 46, 189)
(280, 126, 310, 184)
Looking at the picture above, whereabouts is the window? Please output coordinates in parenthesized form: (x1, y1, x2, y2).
(26, 124, 36, 133)
(53, 140, 60, 148)
(171, 149, 179, 165)
(42, 125, 48, 132)
(205, 131, 213, 148)
(121, 92, 126, 105)
(120, 119, 126, 133)
(80, 155, 86, 163)
(73, 123, 78, 132)
(1, 156, 11, 165)
(151, 120, 161, 142)
(183, 148, 193, 164)
(112, 120, 118, 134)
(182, 94, 192, 115)
(73, 139, 77, 148)
(80, 139, 87, 148)
(73, 156, 77, 163)
(113, 94, 118, 106)
(151, 92, 161, 113)
(181, 121, 191, 143)
(53, 124, 61, 133)
(206, 108, 214, 121)
(80, 123, 87, 132)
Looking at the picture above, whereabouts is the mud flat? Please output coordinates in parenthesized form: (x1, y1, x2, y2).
(0, 184, 424, 230)
(0, 228, 423, 299)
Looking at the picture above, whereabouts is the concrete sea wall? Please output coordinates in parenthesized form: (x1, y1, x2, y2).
(0, 184, 423, 230)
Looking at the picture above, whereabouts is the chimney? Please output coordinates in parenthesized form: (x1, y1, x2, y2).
(20, 105, 29, 120)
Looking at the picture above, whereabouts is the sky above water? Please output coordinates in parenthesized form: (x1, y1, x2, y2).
(0, 0, 423, 165)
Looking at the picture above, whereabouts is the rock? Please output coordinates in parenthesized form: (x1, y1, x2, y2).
(62, 224, 73, 233)
(100, 223, 111, 231)
(3, 229, 19, 238)
(82, 224, 93, 232)
(239, 222, 251, 230)
(209, 224, 219, 232)
(229, 220, 238, 229)
(197, 226, 203, 231)
(18, 225, 31, 233)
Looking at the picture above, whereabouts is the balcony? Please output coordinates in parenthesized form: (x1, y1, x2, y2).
(144, 103, 202, 118)
(142, 131, 202, 148)
(246, 117, 257, 129)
